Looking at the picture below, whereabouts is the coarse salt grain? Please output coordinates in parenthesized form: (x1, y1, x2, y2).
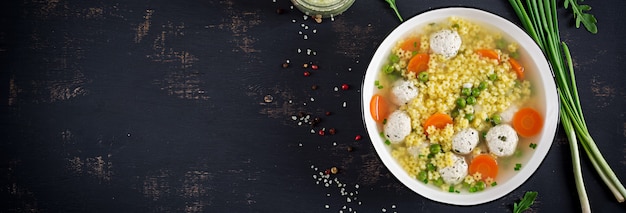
(313, 29, 317, 33)
(304, 35, 308, 40)
(342, 102, 347, 108)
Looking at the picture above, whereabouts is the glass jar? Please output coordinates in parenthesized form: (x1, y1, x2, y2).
(291, 0, 355, 18)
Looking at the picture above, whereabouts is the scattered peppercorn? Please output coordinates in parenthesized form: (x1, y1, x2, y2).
(354, 135, 362, 141)
(325, 111, 331, 116)
(276, 8, 285, 14)
(282, 62, 289, 68)
(311, 64, 319, 70)
(318, 129, 325, 136)
(328, 128, 336, 135)
(347, 146, 353, 152)
(311, 85, 318, 90)
(264, 95, 273, 103)
(303, 71, 311, 76)
(324, 169, 330, 175)
(303, 63, 309, 68)
(330, 167, 338, 174)
(341, 84, 349, 90)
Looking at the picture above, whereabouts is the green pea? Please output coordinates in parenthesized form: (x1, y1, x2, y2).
(461, 87, 472, 96)
(433, 177, 444, 186)
(390, 54, 400, 63)
(417, 171, 428, 182)
(471, 88, 481, 97)
(427, 163, 437, 171)
(451, 109, 460, 119)
(418, 72, 429, 82)
(478, 81, 487, 90)
(466, 96, 477, 105)
(492, 114, 502, 125)
(469, 186, 478, 193)
(488, 73, 498, 81)
(456, 97, 466, 108)
(465, 113, 475, 121)
(475, 181, 486, 191)
(429, 144, 441, 154)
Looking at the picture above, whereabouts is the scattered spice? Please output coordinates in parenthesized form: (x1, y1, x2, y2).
(303, 71, 311, 76)
(303, 63, 309, 68)
(328, 128, 336, 135)
(313, 117, 321, 124)
(325, 111, 331, 116)
(282, 62, 289, 68)
(330, 166, 339, 174)
(347, 146, 353, 152)
(354, 135, 362, 141)
(318, 129, 325, 136)
(341, 84, 349, 90)
(311, 64, 319, 70)
(264, 95, 274, 103)
(276, 8, 285, 14)
(311, 85, 318, 90)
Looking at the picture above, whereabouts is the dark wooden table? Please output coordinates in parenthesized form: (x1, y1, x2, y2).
(2, 0, 625, 212)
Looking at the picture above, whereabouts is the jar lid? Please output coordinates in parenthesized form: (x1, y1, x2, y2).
(291, 0, 355, 18)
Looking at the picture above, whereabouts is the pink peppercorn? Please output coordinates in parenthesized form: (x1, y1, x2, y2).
(354, 135, 362, 141)
(341, 84, 349, 90)
(304, 71, 311, 76)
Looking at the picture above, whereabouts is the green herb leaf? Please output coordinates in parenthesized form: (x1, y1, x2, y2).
(513, 191, 538, 213)
(564, 0, 598, 34)
(383, 0, 403, 22)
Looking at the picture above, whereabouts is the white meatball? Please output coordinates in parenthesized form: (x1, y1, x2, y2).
(390, 79, 419, 105)
(452, 128, 480, 155)
(429, 29, 462, 58)
(439, 154, 469, 185)
(486, 124, 519, 157)
(384, 110, 412, 144)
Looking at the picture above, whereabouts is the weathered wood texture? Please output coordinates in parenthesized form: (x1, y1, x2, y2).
(1, 0, 625, 212)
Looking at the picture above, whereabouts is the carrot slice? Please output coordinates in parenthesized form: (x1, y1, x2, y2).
(369, 94, 389, 123)
(407, 53, 429, 74)
(400, 37, 421, 52)
(476, 49, 501, 62)
(512, 107, 544, 137)
(422, 113, 453, 131)
(469, 154, 499, 180)
(508, 58, 525, 80)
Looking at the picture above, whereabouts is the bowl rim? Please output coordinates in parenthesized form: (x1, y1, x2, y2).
(361, 7, 560, 206)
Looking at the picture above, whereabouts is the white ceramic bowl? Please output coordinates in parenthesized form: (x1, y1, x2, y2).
(362, 7, 559, 205)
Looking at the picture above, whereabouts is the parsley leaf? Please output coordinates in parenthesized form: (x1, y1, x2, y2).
(513, 191, 538, 213)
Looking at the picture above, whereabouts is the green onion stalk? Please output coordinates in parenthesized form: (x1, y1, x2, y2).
(509, 0, 626, 212)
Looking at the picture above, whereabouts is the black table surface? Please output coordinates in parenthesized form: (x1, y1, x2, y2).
(2, 0, 625, 212)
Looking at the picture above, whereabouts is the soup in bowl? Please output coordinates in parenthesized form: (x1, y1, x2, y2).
(361, 7, 559, 205)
